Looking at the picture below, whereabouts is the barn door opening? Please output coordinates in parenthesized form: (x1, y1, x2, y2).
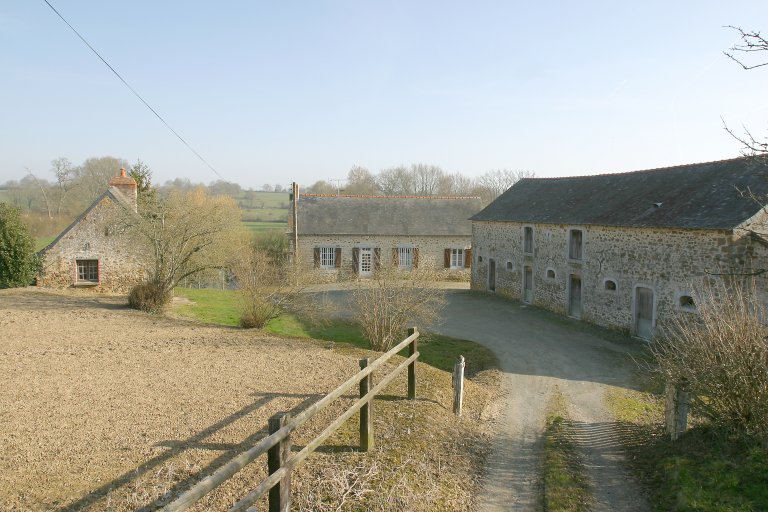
(488, 259, 496, 292)
(635, 286, 655, 340)
(568, 274, 582, 318)
(523, 266, 533, 303)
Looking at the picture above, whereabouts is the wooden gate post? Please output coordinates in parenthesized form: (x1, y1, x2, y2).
(359, 358, 374, 451)
(268, 413, 292, 512)
(665, 379, 690, 441)
(407, 327, 417, 400)
(453, 355, 465, 416)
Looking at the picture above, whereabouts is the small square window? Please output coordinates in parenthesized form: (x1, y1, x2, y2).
(546, 269, 556, 279)
(76, 259, 99, 283)
(604, 279, 617, 291)
(506, 261, 513, 271)
(679, 295, 695, 311)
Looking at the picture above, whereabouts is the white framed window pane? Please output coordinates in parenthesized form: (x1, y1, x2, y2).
(450, 248, 464, 268)
(398, 247, 412, 269)
(320, 247, 335, 268)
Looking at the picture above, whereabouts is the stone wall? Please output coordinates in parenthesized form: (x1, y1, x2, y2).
(294, 234, 472, 281)
(37, 196, 146, 293)
(471, 220, 765, 336)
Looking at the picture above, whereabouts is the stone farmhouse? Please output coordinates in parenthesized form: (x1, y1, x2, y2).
(470, 157, 768, 339)
(289, 184, 483, 279)
(37, 169, 146, 293)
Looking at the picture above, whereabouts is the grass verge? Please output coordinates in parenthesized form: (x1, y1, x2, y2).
(172, 287, 499, 377)
(542, 390, 593, 512)
(606, 371, 768, 511)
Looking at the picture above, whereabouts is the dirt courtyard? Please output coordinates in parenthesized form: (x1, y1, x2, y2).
(0, 289, 377, 511)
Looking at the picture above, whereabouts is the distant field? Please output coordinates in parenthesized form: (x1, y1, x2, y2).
(242, 221, 288, 234)
(235, 191, 289, 210)
(35, 236, 56, 251)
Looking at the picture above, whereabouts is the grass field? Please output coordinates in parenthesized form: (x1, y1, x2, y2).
(173, 287, 499, 376)
(35, 236, 57, 251)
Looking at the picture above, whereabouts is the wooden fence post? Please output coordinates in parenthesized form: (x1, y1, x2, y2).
(359, 358, 374, 451)
(453, 355, 465, 416)
(268, 413, 292, 512)
(665, 379, 690, 441)
(408, 327, 417, 400)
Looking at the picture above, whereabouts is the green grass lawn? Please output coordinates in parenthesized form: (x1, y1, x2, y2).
(172, 287, 498, 376)
(607, 376, 768, 511)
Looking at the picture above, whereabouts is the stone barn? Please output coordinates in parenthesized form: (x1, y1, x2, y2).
(37, 169, 146, 293)
(289, 185, 483, 279)
(470, 157, 768, 339)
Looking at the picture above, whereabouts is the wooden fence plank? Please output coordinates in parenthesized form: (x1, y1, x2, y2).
(359, 358, 374, 452)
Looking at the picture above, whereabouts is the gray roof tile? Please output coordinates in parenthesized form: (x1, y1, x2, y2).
(471, 157, 768, 230)
(297, 195, 483, 236)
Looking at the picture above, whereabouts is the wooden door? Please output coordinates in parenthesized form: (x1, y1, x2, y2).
(635, 286, 654, 339)
(568, 274, 582, 318)
(523, 266, 533, 303)
(488, 259, 496, 292)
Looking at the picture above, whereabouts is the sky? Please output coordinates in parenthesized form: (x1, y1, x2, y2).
(1, 1, 767, 189)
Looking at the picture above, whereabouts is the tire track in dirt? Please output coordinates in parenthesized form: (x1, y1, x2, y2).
(431, 292, 649, 512)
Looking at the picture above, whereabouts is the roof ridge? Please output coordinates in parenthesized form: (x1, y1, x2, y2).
(301, 193, 481, 200)
(527, 156, 750, 181)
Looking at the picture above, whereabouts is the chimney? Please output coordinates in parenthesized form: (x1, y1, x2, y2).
(108, 168, 138, 211)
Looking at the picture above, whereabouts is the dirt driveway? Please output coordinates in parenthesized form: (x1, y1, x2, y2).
(432, 291, 649, 512)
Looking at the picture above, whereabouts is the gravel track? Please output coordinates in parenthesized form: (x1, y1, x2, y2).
(431, 291, 649, 512)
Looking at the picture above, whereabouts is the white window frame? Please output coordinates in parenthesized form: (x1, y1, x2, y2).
(319, 246, 336, 269)
(76, 259, 99, 284)
(398, 245, 413, 270)
(450, 248, 465, 269)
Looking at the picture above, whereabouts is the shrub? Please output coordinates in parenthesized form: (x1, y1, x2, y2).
(0, 203, 40, 288)
(128, 282, 170, 313)
(351, 266, 447, 352)
(651, 281, 768, 438)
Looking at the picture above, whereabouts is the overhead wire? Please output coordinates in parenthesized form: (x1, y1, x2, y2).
(42, 0, 223, 179)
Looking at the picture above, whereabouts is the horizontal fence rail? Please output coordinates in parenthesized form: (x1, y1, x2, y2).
(162, 327, 420, 512)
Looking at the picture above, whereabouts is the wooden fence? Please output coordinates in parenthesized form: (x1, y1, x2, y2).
(162, 327, 420, 512)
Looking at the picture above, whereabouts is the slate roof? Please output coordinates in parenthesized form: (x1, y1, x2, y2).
(297, 194, 483, 236)
(471, 157, 768, 230)
(38, 187, 135, 255)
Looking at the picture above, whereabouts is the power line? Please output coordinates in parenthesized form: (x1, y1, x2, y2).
(42, 0, 223, 179)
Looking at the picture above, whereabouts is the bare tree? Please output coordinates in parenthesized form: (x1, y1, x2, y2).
(232, 242, 329, 328)
(723, 26, 768, 158)
(76, 156, 130, 203)
(411, 163, 444, 196)
(120, 187, 245, 310)
(24, 170, 53, 219)
(345, 165, 380, 195)
(51, 157, 76, 216)
(476, 169, 535, 203)
(377, 166, 415, 195)
(350, 265, 447, 351)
